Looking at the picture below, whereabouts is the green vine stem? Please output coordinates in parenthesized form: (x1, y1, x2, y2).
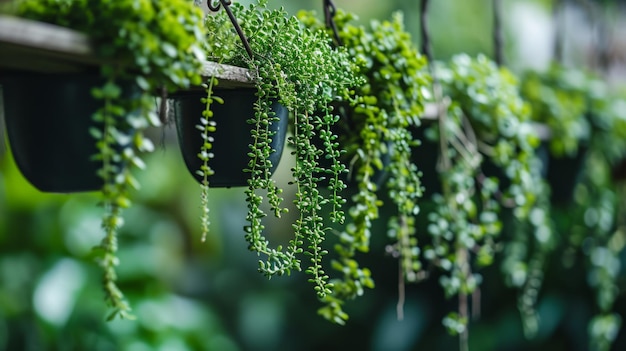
(197, 76, 221, 242)
(91, 79, 136, 320)
(298, 9, 430, 324)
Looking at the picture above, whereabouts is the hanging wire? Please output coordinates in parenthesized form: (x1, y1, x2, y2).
(207, 0, 254, 59)
(553, 0, 564, 63)
(576, 0, 610, 72)
(419, 0, 450, 172)
(323, 0, 343, 46)
(420, 0, 433, 62)
(493, 0, 504, 66)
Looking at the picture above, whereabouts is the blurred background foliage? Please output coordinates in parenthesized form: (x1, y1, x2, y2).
(2, 0, 626, 350)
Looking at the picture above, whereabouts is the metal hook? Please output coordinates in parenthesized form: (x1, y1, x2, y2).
(420, 0, 432, 62)
(323, 0, 343, 47)
(206, 0, 253, 59)
(207, 0, 231, 12)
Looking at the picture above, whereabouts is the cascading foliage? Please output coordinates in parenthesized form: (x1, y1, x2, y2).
(425, 54, 545, 336)
(17, 0, 206, 320)
(297, 9, 431, 324)
(202, 0, 363, 309)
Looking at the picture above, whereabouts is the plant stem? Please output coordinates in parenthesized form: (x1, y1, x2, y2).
(458, 247, 470, 351)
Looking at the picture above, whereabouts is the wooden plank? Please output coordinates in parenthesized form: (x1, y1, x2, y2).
(0, 15, 92, 56)
(0, 15, 255, 85)
(199, 60, 255, 88)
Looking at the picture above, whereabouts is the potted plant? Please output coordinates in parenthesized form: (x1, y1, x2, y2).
(417, 53, 547, 341)
(7, 0, 207, 320)
(182, 0, 366, 313)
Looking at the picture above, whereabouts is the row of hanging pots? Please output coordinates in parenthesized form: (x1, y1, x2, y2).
(0, 72, 289, 193)
(0, 71, 591, 202)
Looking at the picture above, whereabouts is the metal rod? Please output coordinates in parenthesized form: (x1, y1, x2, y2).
(208, 0, 254, 60)
(420, 0, 432, 62)
(493, 0, 504, 66)
(553, 0, 563, 63)
(323, 0, 343, 46)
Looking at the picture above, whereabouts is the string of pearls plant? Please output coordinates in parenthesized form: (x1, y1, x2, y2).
(202, 0, 362, 308)
(298, 9, 431, 324)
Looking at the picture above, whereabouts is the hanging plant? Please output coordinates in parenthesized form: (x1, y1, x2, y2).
(520, 63, 593, 157)
(199, 0, 363, 313)
(422, 54, 545, 337)
(298, 8, 431, 324)
(519, 63, 598, 203)
(549, 76, 626, 351)
(14, 0, 206, 320)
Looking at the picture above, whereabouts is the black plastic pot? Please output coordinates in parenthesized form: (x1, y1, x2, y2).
(172, 88, 288, 187)
(1, 72, 135, 193)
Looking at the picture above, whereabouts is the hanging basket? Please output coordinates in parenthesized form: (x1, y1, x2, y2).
(172, 88, 288, 188)
(1, 72, 135, 193)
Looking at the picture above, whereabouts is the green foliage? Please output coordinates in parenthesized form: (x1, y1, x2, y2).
(0, 150, 241, 350)
(298, 9, 431, 324)
(425, 54, 544, 334)
(8, 1, 626, 348)
(17, 0, 205, 320)
(586, 83, 626, 166)
(196, 76, 221, 242)
(203, 0, 362, 312)
(500, 179, 555, 338)
(567, 141, 625, 351)
(520, 63, 593, 157)
(520, 62, 626, 349)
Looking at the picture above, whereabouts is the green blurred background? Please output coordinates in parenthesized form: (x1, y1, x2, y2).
(2, 0, 626, 350)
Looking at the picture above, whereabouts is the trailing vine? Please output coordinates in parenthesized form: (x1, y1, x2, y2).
(197, 76, 221, 242)
(424, 54, 544, 339)
(573, 154, 624, 351)
(539, 66, 626, 350)
(519, 63, 626, 349)
(500, 178, 556, 338)
(203, 0, 362, 307)
(298, 9, 431, 324)
(17, 0, 205, 320)
(520, 63, 593, 157)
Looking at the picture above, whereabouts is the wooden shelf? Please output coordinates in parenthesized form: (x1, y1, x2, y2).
(0, 15, 254, 88)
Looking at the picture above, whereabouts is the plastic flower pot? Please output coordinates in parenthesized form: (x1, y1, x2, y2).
(172, 88, 288, 187)
(1, 72, 135, 193)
